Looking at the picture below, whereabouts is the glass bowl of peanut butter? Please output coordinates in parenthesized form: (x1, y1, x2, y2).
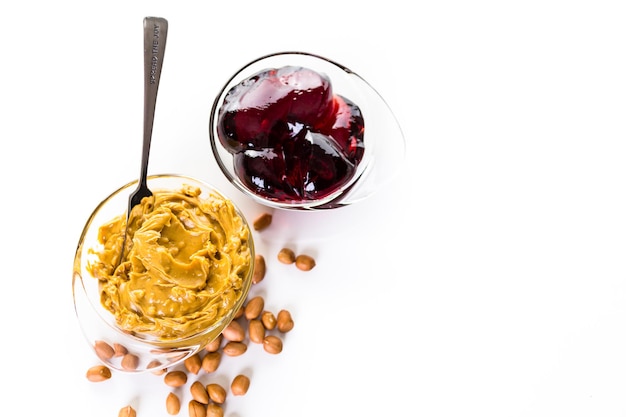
(72, 174, 254, 373)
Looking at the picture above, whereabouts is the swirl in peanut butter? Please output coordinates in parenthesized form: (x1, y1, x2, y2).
(87, 184, 252, 341)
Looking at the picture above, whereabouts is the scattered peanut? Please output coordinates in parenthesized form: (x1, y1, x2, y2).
(206, 383, 226, 404)
(206, 403, 224, 417)
(233, 305, 244, 319)
(277, 247, 296, 264)
(252, 212, 272, 231)
(276, 309, 294, 333)
(94, 340, 114, 360)
(165, 392, 181, 415)
(261, 310, 277, 330)
(295, 254, 316, 271)
(86, 365, 112, 382)
(147, 360, 167, 375)
(222, 341, 247, 357)
(201, 351, 221, 373)
(164, 370, 187, 387)
(205, 334, 223, 353)
(244, 295, 264, 320)
(189, 400, 207, 417)
(248, 319, 265, 344)
(252, 254, 266, 284)
(222, 320, 245, 342)
(118, 405, 136, 417)
(113, 343, 128, 357)
(190, 381, 210, 404)
(263, 335, 283, 354)
(231, 374, 250, 396)
(184, 353, 202, 375)
(121, 353, 139, 371)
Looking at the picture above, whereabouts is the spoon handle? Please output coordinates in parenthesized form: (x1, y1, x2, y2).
(139, 16, 168, 188)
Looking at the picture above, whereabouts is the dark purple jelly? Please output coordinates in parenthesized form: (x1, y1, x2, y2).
(216, 65, 365, 202)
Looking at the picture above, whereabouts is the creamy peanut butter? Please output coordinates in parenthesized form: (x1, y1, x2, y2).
(87, 184, 252, 341)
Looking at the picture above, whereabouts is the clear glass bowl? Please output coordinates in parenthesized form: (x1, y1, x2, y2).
(209, 51, 406, 210)
(72, 174, 254, 372)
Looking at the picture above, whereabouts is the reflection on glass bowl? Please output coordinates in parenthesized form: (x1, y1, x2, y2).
(72, 174, 254, 372)
(209, 51, 405, 210)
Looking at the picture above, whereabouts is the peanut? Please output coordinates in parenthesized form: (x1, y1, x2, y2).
(165, 392, 181, 415)
(118, 405, 136, 417)
(207, 403, 224, 417)
(164, 370, 187, 387)
(276, 309, 294, 333)
(231, 374, 250, 396)
(113, 343, 128, 357)
(295, 254, 316, 271)
(121, 353, 139, 371)
(263, 335, 283, 354)
(189, 400, 207, 417)
(206, 383, 226, 404)
(244, 295, 264, 320)
(261, 310, 277, 330)
(86, 365, 112, 382)
(222, 341, 247, 357)
(205, 334, 223, 353)
(277, 247, 296, 264)
(147, 360, 167, 375)
(233, 305, 244, 319)
(190, 381, 209, 404)
(201, 351, 221, 373)
(252, 254, 266, 284)
(252, 212, 272, 231)
(248, 319, 265, 344)
(94, 340, 114, 360)
(222, 320, 245, 342)
(184, 353, 202, 375)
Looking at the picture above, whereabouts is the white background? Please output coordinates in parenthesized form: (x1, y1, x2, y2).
(1, 1, 625, 416)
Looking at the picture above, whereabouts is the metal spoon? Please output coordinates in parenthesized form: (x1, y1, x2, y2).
(119, 17, 168, 265)
(129, 16, 168, 209)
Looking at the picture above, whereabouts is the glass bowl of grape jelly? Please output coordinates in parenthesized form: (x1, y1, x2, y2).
(209, 51, 405, 210)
